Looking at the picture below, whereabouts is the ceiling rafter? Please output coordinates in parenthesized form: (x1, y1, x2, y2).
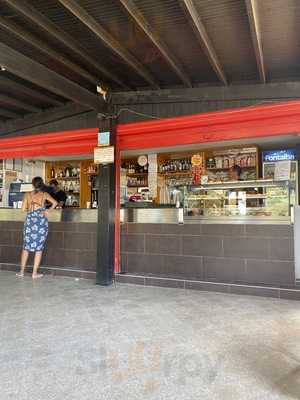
(58, 0, 160, 89)
(245, 0, 266, 83)
(0, 108, 22, 119)
(0, 76, 63, 107)
(119, 0, 192, 88)
(0, 42, 104, 111)
(0, 93, 41, 113)
(0, 16, 102, 86)
(3, 0, 129, 89)
(181, 0, 227, 85)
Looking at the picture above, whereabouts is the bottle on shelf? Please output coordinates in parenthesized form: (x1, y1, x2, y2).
(50, 166, 55, 179)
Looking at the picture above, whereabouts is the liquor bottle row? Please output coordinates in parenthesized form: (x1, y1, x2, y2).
(159, 159, 192, 173)
(127, 176, 148, 187)
(60, 180, 80, 193)
(87, 164, 98, 174)
(50, 166, 80, 178)
(125, 163, 148, 174)
(206, 154, 256, 169)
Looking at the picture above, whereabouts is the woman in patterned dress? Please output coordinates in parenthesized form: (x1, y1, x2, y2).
(17, 177, 57, 279)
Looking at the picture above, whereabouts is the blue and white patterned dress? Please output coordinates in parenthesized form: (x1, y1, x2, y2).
(23, 196, 48, 252)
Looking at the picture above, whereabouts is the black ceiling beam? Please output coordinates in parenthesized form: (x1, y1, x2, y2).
(112, 82, 300, 104)
(245, 0, 266, 83)
(182, 0, 227, 85)
(119, 0, 192, 88)
(0, 94, 41, 113)
(0, 103, 91, 136)
(0, 108, 21, 119)
(0, 42, 104, 111)
(4, 0, 128, 89)
(58, 0, 160, 89)
(0, 76, 63, 107)
(0, 16, 101, 86)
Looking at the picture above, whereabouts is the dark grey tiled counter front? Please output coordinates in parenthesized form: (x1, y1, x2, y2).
(121, 223, 295, 286)
(0, 221, 97, 278)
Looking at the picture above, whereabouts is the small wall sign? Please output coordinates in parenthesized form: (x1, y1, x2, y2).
(98, 131, 110, 147)
(94, 146, 114, 164)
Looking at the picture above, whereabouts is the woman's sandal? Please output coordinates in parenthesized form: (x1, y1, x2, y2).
(32, 273, 43, 279)
(16, 273, 24, 277)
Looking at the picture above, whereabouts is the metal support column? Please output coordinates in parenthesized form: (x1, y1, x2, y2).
(95, 117, 116, 286)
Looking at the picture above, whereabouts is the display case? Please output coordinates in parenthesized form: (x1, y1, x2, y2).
(183, 179, 296, 222)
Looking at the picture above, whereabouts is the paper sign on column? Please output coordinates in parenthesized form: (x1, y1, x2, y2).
(147, 154, 157, 197)
(148, 154, 157, 173)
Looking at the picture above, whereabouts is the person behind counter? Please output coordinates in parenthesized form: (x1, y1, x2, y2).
(49, 179, 67, 208)
(17, 177, 58, 279)
(229, 164, 242, 181)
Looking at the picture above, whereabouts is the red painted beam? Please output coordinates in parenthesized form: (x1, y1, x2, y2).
(117, 99, 300, 150)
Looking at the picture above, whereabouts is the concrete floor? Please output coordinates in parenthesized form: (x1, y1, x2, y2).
(1, 271, 300, 400)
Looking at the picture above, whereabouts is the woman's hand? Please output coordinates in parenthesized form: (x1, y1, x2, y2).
(43, 210, 49, 218)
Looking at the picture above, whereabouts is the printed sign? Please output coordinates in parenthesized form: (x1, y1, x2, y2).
(191, 154, 202, 166)
(274, 160, 291, 181)
(94, 146, 114, 164)
(263, 149, 296, 162)
(98, 131, 110, 147)
(148, 154, 157, 197)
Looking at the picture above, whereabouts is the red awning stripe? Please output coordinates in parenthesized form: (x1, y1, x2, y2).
(116, 99, 300, 150)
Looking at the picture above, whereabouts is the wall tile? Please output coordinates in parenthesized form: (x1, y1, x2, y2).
(224, 237, 269, 259)
(164, 255, 204, 279)
(269, 238, 294, 260)
(49, 222, 78, 232)
(0, 246, 22, 263)
(185, 280, 230, 293)
(145, 277, 185, 289)
(204, 257, 246, 282)
(47, 231, 64, 249)
(0, 231, 12, 245)
(77, 223, 97, 233)
(121, 234, 145, 253)
(116, 274, 145, 285)
(202, 224, 244, 236)
(280, 289, 300, 301)
(64, 232, 91, 250)
(44, 248, 65, 267)
(10, 231, 23, 246)
(245, 259, 295, 285)
(145, 235, 181, 255)
(126, 253, 165, 274)
(183, 236, 223, 257)
(245, 224, 293, 238)
(63, 250, 79, 268)
(230, 284, 279, 298)
(77, 251, 96, 270)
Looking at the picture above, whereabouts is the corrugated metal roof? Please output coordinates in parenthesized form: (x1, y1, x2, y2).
(1, 0, 300, 121)
(257, 0, 300, 81)
(134, 0, 219, 84)
(192, 0, 258, 82)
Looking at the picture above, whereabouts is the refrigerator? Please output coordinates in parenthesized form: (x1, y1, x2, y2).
(262, 149, 298, 205)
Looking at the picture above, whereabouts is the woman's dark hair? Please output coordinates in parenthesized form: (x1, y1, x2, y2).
(32, 176, 44, 192)
(49, 179, 59, 186)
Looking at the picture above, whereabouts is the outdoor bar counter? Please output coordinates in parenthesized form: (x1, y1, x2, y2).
(0, 206, 296, 292)
(120, 206, 295, 287)
(0, 208, 98, 279)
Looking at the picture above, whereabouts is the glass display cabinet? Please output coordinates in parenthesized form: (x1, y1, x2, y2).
(183, 179, 296, 222)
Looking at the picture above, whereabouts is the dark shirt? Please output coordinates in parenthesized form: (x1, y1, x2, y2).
(43, 185, 55, 209)
(53, 190, 67, 207)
